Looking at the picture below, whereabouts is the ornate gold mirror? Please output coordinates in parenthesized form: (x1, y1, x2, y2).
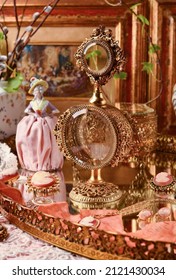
(60, 105, 117, 170)
(79, 39, 114, 78)
(54, 26, 133, 210)
(75, 26, 126, 105)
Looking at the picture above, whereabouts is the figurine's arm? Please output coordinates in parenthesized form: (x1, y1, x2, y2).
(24, 102, 33, 114)
(47, 102, 60, 114)
(24, 101, 40, 117)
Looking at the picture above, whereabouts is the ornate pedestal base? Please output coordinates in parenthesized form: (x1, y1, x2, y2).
(69, 180, 122, 210)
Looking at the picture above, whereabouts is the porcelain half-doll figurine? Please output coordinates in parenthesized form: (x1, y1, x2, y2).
(16, 77, 64, 171)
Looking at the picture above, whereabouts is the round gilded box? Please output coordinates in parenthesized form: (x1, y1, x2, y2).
(149, 172, 176, 194)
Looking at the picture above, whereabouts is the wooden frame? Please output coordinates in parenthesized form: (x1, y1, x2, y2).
(1, 1, 135, 27)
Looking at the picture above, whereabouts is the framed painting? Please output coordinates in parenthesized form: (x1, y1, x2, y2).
(18, 44, 93, 98)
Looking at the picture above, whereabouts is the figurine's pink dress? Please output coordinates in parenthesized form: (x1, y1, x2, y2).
(16, 99, 63, 171)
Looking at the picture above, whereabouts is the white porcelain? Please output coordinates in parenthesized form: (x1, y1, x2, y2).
(157, 207, 171, 218)
(0, 81, 26, 140)
(138, 209, 153, 220)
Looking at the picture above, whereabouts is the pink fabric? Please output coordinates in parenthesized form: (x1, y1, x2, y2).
(38, 202, 81, 223)
(128, 221, 176, 243)
(16, 115, 63, 171)
(38, 203, 125, 233)
(37, 203, 176, 243)
(80, 209, 125, 234)
(1, 183, 176, 245)
(0, 180, 24, 205)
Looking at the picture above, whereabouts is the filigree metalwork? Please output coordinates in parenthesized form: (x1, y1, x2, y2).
(75, 25, 126, 86)
(156, 134, 176, 153)
(55, 27, 159, 211)
(55, 105, 117, 170)
(149, 179, 176, 194)
(70, 181, 122, 209)
(0, 195, 176, 260)
(0, 222, 8, 242)
(146, 151, 176, 174)
(103, 106, 133, 166)
(27, 173, 60, 197)
(54, 104, 133, 169)
(116, 103, 158, 160)
(120, 197, 176, 218)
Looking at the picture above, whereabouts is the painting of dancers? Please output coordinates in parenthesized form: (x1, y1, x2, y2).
(18, 44, 93, 98)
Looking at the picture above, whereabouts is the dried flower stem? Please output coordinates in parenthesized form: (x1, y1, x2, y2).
(19, 0, 29, 29)
(31, 1, 60, 37)
(14, 0, 21, 40)
(1, 0, 61, 82)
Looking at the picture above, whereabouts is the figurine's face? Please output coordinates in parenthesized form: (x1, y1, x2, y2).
(33, 85, 45, 99)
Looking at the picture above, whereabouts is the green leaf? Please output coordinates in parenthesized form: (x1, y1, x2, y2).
(142, 62, 153, 74)
(86, 50, 101, 59)
(148, 44, 160, 54)
(130, 3, 141, 10)
(114, 72, 127, 80)
(0, 32, 5, 40)
(5, 72, 23, 92)
(137, 14, 149, 26)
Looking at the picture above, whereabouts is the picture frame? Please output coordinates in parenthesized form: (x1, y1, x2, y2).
(11, 24, 114, 112)
(15, 25, 117, 112)
(18, 43, 93, 99)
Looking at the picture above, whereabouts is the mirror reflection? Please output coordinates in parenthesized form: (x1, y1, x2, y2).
(84, 43, 109, 74)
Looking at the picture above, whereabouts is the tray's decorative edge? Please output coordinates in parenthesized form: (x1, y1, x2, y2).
(0, 198, 131, 260)
(119, 198, 176, 217)
(0, 221, 8, 242)
(1, 194, 176, 260)
(1, 209, 126, 260)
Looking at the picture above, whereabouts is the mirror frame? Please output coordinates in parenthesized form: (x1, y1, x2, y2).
(82, 39, 114, 77)
(75, 26, 126, 86)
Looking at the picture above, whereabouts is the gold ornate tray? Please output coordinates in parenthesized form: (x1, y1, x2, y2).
(0, 149, 176, 260)
(1, 193, 176, 260)
(0, 223, 8, 242)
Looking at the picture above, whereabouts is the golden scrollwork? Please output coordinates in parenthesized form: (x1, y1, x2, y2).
(0, 195, 176, 260)
(75, 25, 126, 86)
(70, 181, 122, 210)
(0, 222, 8, 242)
(156, 134, 176, 154)
(116, 103, 158, 160)
(27, 173, 60, 198)
(54, 104, 133, 170)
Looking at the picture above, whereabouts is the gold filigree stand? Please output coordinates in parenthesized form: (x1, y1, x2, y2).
(27, 173, 60, 205)
(69, 168, 122, 209)
(27, 173, 60, 197)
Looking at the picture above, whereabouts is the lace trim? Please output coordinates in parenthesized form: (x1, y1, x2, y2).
(0, 215, 86, 260)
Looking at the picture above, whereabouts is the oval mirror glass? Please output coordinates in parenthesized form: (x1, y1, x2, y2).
(84, 43, 109, 75)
